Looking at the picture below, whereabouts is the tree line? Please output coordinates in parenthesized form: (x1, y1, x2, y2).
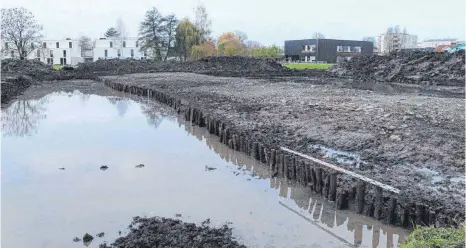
(1, 5, 283, 61)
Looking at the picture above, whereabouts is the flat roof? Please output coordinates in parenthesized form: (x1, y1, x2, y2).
(423, 38, 457, 42)
(284, 38, 368, 42)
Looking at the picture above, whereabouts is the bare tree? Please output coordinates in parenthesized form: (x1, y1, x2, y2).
(194, 3, 212, 43)
(116, 18, 128, 38)
(313, 32, 325, 39)
(78, 36, 94, 50)
(115, 18, 128, 57)
(1, 8, 43, 60)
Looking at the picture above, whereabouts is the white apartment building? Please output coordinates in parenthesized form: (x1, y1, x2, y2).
(13, 39, 83, 65)
(377, 33, 418, 54)
(2, 39, 83, 66)
(93, 37, 146, 61)
(30, 39, 83, 65)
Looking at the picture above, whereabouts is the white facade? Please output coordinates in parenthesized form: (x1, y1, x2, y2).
(26, 39, 83, 65)
(93, 37, 145, 61)
(417, 38, 457, 48)
(378, 33, 418, 54)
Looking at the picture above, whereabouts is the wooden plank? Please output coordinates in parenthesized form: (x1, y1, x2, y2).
(280, 147, 400, 194)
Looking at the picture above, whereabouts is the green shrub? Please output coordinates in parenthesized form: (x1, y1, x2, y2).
(401, 226, 465, 248)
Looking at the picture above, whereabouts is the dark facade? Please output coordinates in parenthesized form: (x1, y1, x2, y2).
(284, 39, 374, 63)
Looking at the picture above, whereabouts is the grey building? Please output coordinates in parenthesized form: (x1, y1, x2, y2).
(284, 39, 374, 63)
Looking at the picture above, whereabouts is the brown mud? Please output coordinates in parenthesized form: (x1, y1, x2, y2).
(103, 72, 465, 229)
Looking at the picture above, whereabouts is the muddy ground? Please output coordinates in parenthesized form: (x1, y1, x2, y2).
(329, 50, 465, 86)
(99, 216, 246, 248)
(102, 72, 465, 227)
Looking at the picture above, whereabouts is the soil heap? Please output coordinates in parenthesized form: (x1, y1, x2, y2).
(1, 58, 54, 78)
(329, 50, 466, 86)
(99, 216, 246, 248)
(76, 56, 322, 78)
(1, 59, 51, 104)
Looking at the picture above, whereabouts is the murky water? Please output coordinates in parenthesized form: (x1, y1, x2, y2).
(1, 89, 409, 248)
(308, 144, 367, 170)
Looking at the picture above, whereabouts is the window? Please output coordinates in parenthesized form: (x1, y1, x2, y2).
(63, 50, 66, 57)
(309, 45, 316, 52)
(50, 50, 53, 57)
(104, 50, 108, 57)
(43, 42, 46, 48)
(117, 49, 121, 57)
(131, 49, 134, 57)
(10, 50, 14, 57)
(337, 46, 343, 52)
(56, 42, 59, 48)
(123, 41, 126, 48)
(354, 46, 362, 53)
(136, 41, 139, 47)
(344, 46, 351, 52)
(110, 41, 113, 48)
(5, 42, 8, 50)
(69, 42, 72, 48)
(36, 49, 40, 57)
(47, 58, 53, 64)
(60, 58, 67, 65)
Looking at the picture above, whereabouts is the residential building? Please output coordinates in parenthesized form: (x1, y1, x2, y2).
(93, 37, 145, 61)
(418, 38, 458, 48)
(25, 38, 83, 65)
(284, 39, 374, 63)
(377, 33, 418, 54)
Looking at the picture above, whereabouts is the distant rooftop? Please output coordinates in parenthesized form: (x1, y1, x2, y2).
(423, 38, 457, 42)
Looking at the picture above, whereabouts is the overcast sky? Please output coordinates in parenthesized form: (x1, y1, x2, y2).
(3, 0, 465, 45)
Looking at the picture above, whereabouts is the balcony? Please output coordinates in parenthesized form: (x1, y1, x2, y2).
(81, 49, 94, 58)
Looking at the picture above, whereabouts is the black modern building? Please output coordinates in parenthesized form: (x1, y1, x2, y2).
(284, 39, 374, 63)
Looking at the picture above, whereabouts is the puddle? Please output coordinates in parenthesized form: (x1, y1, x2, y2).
(2, 89, 409, 248)
(308, 144, 366, 170)
(415, 167, 443, 183)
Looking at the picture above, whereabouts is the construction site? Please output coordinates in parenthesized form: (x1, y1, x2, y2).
(1, 50, 465, 248)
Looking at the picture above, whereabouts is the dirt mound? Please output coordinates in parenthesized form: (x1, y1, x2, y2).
(1, 58, 53, 76)
(329, 51, 465, 86)
(99, 216, 246, 248)
(76, 56, 290, 76)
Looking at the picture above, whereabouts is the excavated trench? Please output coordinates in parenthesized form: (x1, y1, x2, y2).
(103, 77, 464, 230)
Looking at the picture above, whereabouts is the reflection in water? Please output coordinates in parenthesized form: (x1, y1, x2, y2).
(2, 97, 49, 137)
(176, 117, 409, 248)
(107, 96, 130, 117)
(141, 103, 163, 129)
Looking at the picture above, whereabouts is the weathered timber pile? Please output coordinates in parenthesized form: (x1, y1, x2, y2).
(99, 216, 246, 248)
(329, 50, 465, 86)
(102, 73, 465, 229)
